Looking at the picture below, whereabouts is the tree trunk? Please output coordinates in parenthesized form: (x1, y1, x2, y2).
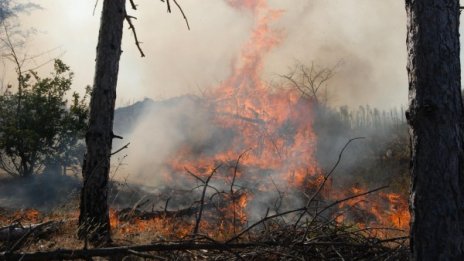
(78, 0, 126, 243)
(406, 0, 464, 259)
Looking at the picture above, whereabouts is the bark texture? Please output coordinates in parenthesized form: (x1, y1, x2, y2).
(78, 0, 126, 243)
(406, 0, 464, 259)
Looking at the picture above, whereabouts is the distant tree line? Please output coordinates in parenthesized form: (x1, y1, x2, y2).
(335, 105, 406, 130)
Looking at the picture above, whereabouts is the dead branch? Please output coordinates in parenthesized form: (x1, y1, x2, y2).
(294, 137, 365, 227)
(172, 0, 190, 30)
(313, 185, 389, 220)
(192, 165, 222, 235)
(230, 149, 251, 234)
(92, 0, 99, 15)
(0, 221, 61, 242)
(124, 14, 145, 57)
(230, 149, 251, 194)
(226, 185, 388, 244)
(161, 0, 190, 30)
(127, 249, 166, 260)
(280, 61, 341, 104)
(117, 202, 216, 220)
(129, 0, 137, 10)
(110, 142, 130, 156)
(7, 221, 60, 252)
(0, 242, 266, 261)
(0, 234, 408, 261)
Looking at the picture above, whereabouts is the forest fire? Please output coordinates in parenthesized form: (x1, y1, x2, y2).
(0, 2, 409, 258)
(336, 189, 410, 232)
(4, 0, 455, 258)
(169, 0, 318, 185)
(115, 0, 410, 237)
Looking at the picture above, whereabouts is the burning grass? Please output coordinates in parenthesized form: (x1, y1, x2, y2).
(0, 186, 409, 260)
(0, 0, 411, 258)
(0, 136, 410, 260)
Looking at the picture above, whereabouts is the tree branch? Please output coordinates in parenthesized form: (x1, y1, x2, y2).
(110, 142, 130, 156)
(124, 13, 145, 57)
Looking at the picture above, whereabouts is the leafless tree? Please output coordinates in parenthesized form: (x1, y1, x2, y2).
(279, 61, 341, 104)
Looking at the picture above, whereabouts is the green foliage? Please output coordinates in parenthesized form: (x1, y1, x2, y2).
(0, 59, 89, 177)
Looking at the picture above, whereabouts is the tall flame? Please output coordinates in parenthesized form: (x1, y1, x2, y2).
(158, 0, 409, 234)
(169, 0, 319, 187)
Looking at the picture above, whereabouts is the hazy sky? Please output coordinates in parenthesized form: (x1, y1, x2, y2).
(6, 0, 409, 109)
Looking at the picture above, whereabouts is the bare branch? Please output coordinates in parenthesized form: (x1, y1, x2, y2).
(193, 164, 222, 235)
(172, 0, 190, 30)
(226, 185, 388, 243)
(129, 0, 137, 10)
(110, 142, 130, 156)
(124, 13, 145, 57)
(92, 0, 99, 16)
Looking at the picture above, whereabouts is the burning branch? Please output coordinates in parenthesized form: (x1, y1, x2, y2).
(230, 149, 251, 194)
(295, 137, 365, 227)
(187, 165, 222, 236)
(230, 149, 251, 234)
(226, 185, 389, 244)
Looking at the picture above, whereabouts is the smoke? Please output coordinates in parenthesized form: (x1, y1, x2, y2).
(0, 174, 80, 210)
(9, 0, 407, 109)
(110, 0, 305, 220)
(1, 1, 410, 221)
(110, 0, 406, 171)
(113, 95, 221, 187)
(265, 0, 407, 109)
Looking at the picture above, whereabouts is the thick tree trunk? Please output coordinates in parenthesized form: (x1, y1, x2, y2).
(406, 0, 464, 259)
(78, 0, 126, 243)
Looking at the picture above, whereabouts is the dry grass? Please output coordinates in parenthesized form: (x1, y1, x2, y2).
(0, 195, 409, 260)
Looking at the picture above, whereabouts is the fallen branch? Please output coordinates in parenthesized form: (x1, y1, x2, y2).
(8, 221, 61, 253)
(0, 236, 409, 261)
(117, 203, 215, 220)
(226, 185, 388, 243)
(117, 191, 247, 221)
(0, 221, 61, 242)
(0, 242, 265, 261)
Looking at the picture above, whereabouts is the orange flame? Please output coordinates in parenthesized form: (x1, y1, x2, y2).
(124, 0, 409, 236)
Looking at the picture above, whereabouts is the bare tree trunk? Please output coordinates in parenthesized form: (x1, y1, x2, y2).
(406, 0, 464, 259)
(78, 0, 126, 243)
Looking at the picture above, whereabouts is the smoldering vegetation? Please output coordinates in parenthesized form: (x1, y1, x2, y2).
(0, 0, 409, 216)
(0, 92, 408, 224)
(314, 104, 408, 191)
(108, 94, 409, 226)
